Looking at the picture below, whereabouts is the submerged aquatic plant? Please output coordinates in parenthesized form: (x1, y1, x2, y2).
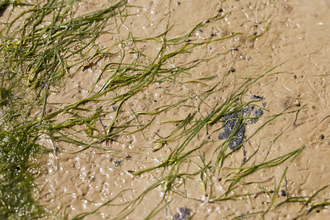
(0, 0, 128, 218)
(0, 0, 328, 219)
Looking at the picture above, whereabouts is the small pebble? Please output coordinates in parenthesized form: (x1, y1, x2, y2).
(229, 67, 236, 73)
(113, 161, 122, 167)
(319, 134, 325, 140)
(53, 147, 59, 152)
(279, 190, 287, 197)
(251, 95, 263, 100)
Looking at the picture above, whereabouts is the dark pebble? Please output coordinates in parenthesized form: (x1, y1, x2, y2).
(113, 161, 122, 167)
(53, 147, 59, 152)
(319, 134, 325, 140)
(279, 190, 287, 197)
(251, 95, 264, 100)
(229, 67, 236, 73)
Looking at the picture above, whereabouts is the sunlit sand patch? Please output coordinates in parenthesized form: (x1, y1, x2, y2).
(1, 0, 330, 219)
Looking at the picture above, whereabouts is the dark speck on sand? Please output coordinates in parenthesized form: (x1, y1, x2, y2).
(173, 207, 191, 220)
(113, 161, 122, 166)
(251, 95, 263, 100)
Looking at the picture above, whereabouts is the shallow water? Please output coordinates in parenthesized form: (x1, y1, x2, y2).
(3, 0, 330, 219)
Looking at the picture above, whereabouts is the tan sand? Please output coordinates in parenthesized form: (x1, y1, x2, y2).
(25, 0, 330, 219)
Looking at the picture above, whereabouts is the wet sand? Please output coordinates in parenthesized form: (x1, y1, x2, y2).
(23, 0, 330, 219)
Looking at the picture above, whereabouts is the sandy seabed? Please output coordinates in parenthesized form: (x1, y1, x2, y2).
(6, 0, 330, 219)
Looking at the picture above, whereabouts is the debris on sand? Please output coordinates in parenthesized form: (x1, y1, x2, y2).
(218, 98, 264, 150)
(173, 207, 191, 220)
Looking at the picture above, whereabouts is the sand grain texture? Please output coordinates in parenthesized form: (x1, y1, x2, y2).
(24, 0, 330, 219)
